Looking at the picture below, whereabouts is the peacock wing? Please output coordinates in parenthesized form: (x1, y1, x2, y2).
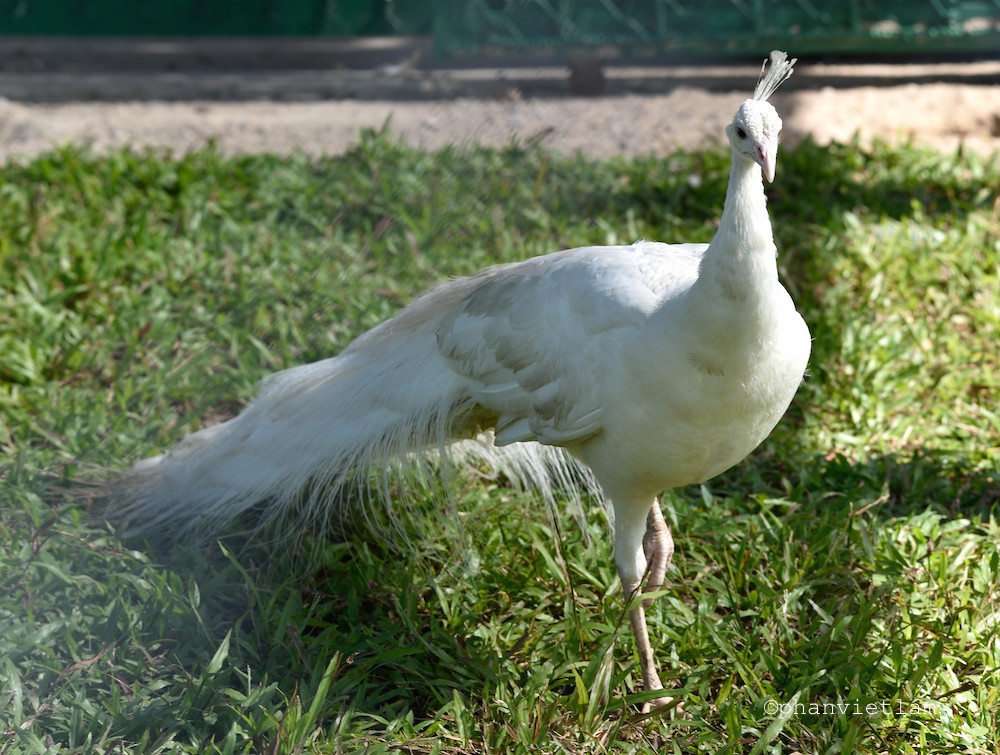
(436, 242, 705, 447)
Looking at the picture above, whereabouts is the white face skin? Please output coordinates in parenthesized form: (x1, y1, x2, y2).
(726, 99, 784, 182)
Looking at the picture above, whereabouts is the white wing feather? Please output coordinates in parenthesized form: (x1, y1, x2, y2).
(438, 241, 707, 446)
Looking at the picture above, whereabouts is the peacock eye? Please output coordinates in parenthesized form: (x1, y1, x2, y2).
(735, 126, 747, 140)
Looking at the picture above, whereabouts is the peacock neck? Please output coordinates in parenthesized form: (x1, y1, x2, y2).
(718, 153, 773, 254)
(696, 152, 779, 301)
(638, 146, 793, 382)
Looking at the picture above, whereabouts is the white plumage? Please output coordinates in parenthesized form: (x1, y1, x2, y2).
(109, 51, 808, 712)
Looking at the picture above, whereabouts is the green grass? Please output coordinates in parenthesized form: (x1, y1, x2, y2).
(2, 129, 998, 754)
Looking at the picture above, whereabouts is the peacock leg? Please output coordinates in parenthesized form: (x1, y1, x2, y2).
(627, 599, 665, 713)
(642, 497, 673, 609)
(631, 498, 673, 712)
(617, 496, 674, 713)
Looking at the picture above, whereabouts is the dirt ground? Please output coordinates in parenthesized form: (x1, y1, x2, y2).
(0, 39, 998, 160)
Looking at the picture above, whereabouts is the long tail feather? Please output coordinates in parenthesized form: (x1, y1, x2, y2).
(105, 283, 599, 544)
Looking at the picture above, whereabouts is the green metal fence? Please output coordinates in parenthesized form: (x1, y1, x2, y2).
(0, 0, 431, 36)
(1, 0, 998, 58)
(432, 0, 1000, 57)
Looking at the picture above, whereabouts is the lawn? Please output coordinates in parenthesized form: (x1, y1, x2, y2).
(1, 129, 998, 753)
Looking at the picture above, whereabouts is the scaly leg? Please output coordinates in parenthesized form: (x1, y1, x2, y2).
(616, 496, 675, 713)
(642, 497, 673, 609)
(628, 595, 665, 713)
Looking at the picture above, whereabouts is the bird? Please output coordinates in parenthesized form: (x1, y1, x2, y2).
(106, 51, 809, 714)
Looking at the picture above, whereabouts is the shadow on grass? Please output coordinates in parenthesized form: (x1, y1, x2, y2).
(107, 444, 999, 743)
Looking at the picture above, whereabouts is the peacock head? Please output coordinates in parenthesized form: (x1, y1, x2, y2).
(726, 50, 796, 183)
(727, 99, 784, 183)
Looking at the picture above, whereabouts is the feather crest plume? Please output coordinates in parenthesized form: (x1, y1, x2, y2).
(753, 50, 796, 102)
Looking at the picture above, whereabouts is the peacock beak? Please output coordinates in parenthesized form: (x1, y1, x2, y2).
(756, 138, 777, 183)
